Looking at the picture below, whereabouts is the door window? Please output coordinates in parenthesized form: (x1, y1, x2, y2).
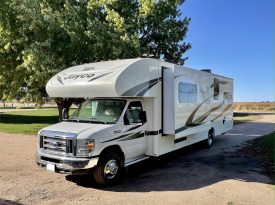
(124, 101, 143, 125)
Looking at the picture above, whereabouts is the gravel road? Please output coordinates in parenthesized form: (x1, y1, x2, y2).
(0, 115, 274, 205)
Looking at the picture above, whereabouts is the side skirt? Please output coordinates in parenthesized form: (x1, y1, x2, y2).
(124, 156, 149, 167)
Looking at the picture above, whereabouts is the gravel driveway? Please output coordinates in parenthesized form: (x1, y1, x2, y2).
(0, 115, 274, 205)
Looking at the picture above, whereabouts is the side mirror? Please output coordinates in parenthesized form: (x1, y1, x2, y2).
(123, 114, 130, 125)
(62, 108, 68, 120)
(140, 111, 147, 124)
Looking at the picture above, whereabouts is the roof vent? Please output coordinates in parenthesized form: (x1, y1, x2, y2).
(201, 69, 212, 73)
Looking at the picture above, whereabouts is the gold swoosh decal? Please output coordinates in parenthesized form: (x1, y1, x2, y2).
(211, 104, 232, 122)
(192, 103, 223, 124)
(185, 98, 210, 125)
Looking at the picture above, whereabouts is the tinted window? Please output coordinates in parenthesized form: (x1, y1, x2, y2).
(214, 78, 220, 99)
(124, 101, 143, 124)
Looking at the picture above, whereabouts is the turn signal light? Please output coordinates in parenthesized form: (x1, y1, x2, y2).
(86, 143, 94, 151)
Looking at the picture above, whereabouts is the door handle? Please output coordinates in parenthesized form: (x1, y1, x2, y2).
(114, 130, 122, 134)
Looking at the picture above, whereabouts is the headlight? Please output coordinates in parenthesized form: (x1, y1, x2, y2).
(76, 139, 95, 157)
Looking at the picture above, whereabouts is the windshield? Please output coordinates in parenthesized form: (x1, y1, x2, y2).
(69, 99, 126, 124)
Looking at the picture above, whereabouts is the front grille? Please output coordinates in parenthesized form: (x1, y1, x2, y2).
(40, 135, 74, 155)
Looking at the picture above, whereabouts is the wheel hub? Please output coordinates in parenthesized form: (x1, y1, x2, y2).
(208, 137, 213, 145)
(208, 132, 213, 146)
(104, 160, 119, 179)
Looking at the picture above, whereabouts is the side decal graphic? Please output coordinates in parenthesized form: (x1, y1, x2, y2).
(185, 98, 210, 125)
(121, 78, 161, 96)
(146, 130, 162, 135)
(126, 125, 142, 132)
(175, 103, 226, 134)
(87, 72, 113, 82)
(102, 131, 145, 143)
(192, 103, 223, 124)
(175, 125, 189, 134)
(57, 72, 113, 84)
(118, 131, 145, 141)
(211, 104, 232, 122)
(102, 133, 132, 143)
(57, 76, 64, 85)
(174, 137, 187, 143)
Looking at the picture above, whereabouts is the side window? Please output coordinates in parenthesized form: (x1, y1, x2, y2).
(124, 101, 143, 125)
(224, 92, 233, 103)
(178, 82, 197, 103)
(214, 78, 220, 99)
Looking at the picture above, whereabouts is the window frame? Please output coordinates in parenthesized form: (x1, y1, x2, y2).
(123, 101, 144, 125)
(213, 78, 220, 99)
(178, 82, 198, 104)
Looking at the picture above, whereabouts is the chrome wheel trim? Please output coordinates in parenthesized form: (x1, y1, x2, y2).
(104, 159, 119, 180)
(208, 136, 213, 146)
(208, 132, 214, 146)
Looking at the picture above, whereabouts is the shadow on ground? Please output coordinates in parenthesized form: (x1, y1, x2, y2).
(0, 199, 23, 205)
(0, 114, 58, 124)
(66, 135, 272, 192)
(233, 112, 275, 117)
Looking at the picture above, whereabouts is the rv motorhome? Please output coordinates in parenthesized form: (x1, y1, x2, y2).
(36, 58, 233, 185)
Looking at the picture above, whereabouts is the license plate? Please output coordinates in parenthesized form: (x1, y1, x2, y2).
(46, 163, 55, 172)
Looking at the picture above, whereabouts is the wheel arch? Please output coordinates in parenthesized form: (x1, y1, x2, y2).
(99, 145, 125, 163)
(209, 127, 215, 135)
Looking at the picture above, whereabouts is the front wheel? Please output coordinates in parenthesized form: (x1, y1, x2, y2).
(92, 152, 123, 185)
(203, 129, 214, 148)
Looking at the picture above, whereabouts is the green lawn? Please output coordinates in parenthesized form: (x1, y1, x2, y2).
(0, 109, 268, 136)
(253, 132, 275, 184)
(233, 115, 262, 125)
(0, 109, 60, 135)
(260, 132, 275, 163)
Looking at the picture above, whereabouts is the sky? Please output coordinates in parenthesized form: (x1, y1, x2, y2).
(180, 0, 275, 102)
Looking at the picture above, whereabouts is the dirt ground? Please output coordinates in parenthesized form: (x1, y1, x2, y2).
(0, 115, 275, 205)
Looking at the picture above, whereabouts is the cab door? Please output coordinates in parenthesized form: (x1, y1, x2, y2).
(121, 101, 147, 160)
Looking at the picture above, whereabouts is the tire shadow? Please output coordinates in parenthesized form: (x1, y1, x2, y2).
(0, 199, 23, 205)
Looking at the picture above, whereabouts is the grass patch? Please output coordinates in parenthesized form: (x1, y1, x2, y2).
(242, 132, 275, 183)
(0, 107, 16, 109)
(0, 109, 59, 135)
(259, 132, 275, 182)
(233, 115, 262, 125)
(260, 132, 275, 163)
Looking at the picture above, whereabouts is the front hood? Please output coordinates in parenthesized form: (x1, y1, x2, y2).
(40, 121, 116, 140)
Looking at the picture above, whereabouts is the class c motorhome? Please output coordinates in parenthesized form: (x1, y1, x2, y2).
(36, 58, 233, 185)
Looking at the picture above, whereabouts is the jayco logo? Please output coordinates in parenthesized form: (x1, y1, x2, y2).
(64, 74, 95, 80)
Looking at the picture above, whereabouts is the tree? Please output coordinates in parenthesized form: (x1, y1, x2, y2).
(139, 0, 191, 64)
(0, 0, 191, 119)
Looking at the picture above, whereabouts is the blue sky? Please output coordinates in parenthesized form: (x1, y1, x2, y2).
(180, 0, 274, 102)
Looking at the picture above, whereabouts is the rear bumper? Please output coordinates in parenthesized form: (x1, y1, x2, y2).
(35, 151, 99, 175)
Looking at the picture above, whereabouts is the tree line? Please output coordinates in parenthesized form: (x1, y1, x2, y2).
(0, 0, 191, 119)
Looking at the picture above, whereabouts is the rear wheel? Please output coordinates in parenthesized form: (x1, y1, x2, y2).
(93, 152, 123, 185)
(203, 129, 214, 148)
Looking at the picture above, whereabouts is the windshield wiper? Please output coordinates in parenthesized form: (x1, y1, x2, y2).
(67, 117, 80, 122)
(87, 118, 107, 124)
(65, 117, 109, 124)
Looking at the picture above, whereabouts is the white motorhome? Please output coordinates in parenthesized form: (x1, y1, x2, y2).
(36, 58, 233, 185)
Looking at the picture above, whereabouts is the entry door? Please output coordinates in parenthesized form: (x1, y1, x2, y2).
(122, 101, 147, 160)
(162, 67, 175, 135)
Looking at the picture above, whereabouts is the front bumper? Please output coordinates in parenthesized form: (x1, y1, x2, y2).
(35, 150, 99, 175)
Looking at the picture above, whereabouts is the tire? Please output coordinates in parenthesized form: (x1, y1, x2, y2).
(93, 152, 123, 185)
(203, 129, 214, 148)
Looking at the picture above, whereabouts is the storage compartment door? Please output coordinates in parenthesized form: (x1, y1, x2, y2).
(162, 67, 175, 135)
